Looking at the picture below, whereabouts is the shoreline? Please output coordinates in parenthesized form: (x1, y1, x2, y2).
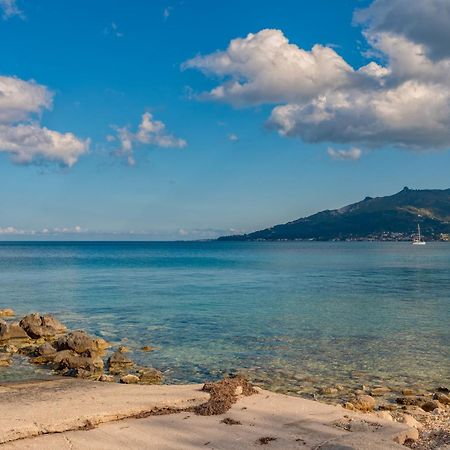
(1, 310, 449, 448)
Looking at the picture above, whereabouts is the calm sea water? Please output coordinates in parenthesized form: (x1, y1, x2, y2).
(0, 241, 449, 393)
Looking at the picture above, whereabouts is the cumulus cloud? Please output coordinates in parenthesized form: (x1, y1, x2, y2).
(228, 133, 239, 142)
(114, 112, 187, 165)
(0, 124, 90, 166)
(184, 1, 450, 152)
(327, 147, 362, 161)
(0, 0, 23, 19)
(0, 76, 89, 166)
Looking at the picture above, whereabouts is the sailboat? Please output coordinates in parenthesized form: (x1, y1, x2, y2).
(412, 223, 426, 245)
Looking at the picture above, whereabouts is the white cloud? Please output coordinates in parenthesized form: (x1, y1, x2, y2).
(327, 147, 362, 161)
(163, 7, 173, 20)
(0, 225, 84, 235)
(0, 0, 23, 20)
(184, 2, 450, 152)
(0, 76, 52, 123)
(0, 124, 89, 166)
(228, 133, 239, 142)
(104, 22, 123, 38)
(114, 112, 187, 165)
(0, 75, 89, 166)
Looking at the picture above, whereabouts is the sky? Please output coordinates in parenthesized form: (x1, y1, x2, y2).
(1, 0, 450, 240)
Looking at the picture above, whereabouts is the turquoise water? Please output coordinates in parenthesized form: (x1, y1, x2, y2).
(0, 241, 449, 392)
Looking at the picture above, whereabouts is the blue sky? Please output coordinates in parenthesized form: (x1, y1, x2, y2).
(1, 0, 450, 240)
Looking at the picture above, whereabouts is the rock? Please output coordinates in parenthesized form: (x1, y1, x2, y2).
(399, 414, 423, 430)
(0, 344, 18, 354)
(0, 320, 30, 342)
(0, 353, 11, 367)
(433, 392, 450, 405)
(107, 350, 134, 374)
(0, 309, 15, 317)
(120, 374, 139, 384)
(117, 346, 130, 353)
(374, 411, 393, 421)
(378, 403, 397, 411)
(370, 386, 391, 396)
(353, 395, 376, 411)
(343, 402, 355, 411)
(37, 342, 56, 356)
(138, 368, 163, 385)
(99, 374, 115, 383)
(141, 346, 155, 352)
(19, 313, 66, 339)
(55, 331, 108, 355)
(396, 396, 424, 406)
(436, 386, 449, 393)
(393, 426, 419, 445)
(234, 385, 243, 396)
(52, 350, 103, 378)
(421, 400, 442, 412)
(320, 387, 339, 395)
(402, 388, 416, 396)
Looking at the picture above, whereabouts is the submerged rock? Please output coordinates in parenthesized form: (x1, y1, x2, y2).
(19, 313, 66, 339)
(0, 353, 11, 367)
(0, 309, 15, 317)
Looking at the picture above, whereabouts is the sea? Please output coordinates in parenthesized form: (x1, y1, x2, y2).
(0, 241, 449, 394)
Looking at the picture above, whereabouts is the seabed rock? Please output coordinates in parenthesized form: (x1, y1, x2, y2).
(0, 308, 15, 317)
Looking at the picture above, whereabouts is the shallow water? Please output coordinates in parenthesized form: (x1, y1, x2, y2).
(0, 241, 449, 392)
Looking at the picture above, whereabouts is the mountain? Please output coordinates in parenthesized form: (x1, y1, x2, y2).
(218, 187, 450, 241)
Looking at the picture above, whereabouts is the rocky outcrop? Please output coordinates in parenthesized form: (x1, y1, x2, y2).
(0, 320, 30, 342)
(19, 314, 67, 339)
(52, 350, 104, 379)
(107, 350, 134, 374)
(55, 331, 109, 356)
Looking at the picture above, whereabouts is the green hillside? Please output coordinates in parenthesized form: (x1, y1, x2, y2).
(219, 188, 450, 241)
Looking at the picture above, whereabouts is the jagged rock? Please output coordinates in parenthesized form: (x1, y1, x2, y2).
(52, 350, 103, 378)
(0, 309, 15, 317)
(433, 392, 450, 405)
(138, 368, 163, 385)
(120, 374, 139, 384)
(107, 350, 134, 374)
(55, 331, 109, 355)
(99, 374, 115, 382)
(19, 313, 66, 339)
(421, 400, 442, 412)
(37, 342, 56, 356)
(0, 320, 30, 342)
(353, 394, 376, 411)
(0, 353, 11, 367)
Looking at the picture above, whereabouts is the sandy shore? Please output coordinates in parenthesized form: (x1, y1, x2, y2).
(0, 378, 421, 450)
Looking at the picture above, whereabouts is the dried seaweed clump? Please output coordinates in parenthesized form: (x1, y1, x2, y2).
(193, 376, 257, 416)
